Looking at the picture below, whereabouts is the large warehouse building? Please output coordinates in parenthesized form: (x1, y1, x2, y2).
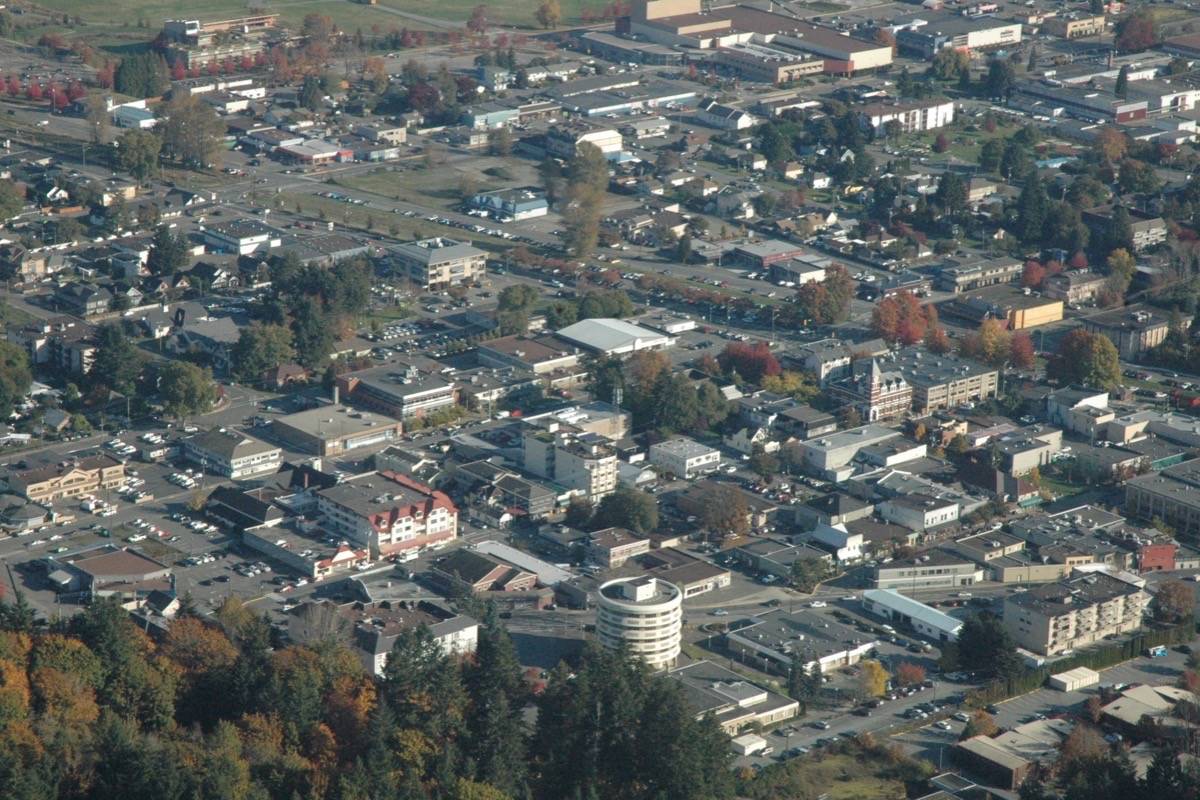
(628, 0, 893, 75)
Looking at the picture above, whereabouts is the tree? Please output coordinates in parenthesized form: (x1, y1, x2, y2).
(160, 94, 225, 168)
(674, 234, 692, 263)
(893, 661, 926, 687)
(787, 653, 820, 706)
(91, 323, 141, 395)
(758, 122, 794, 165)
(290, 296, 335, 369)
(1118, 158, 1161, 194)
(231, 323, 294, 382)
(984, 58, 1016, 99)
(299, 75, 322, 111)
(931, 48, 969, 81)
(858, 659, 889, 698)
(1010, 332, 1036, 369)
(1114, 65, 1129, 98)
(146, 224, 188, 275)
(698, 484, 750, 539)
(562, 142, 609, 257)
(113, 52, 168, 98)
(116, 129, 161, 183)
(717, 341, 781, 384)
(487, 127, 512, 156)
(0, 341, 31, 420)
(872, 291, 927, 344)
(591, 487, 658, 533)
(463, 606, 526, 794)
(496, 283, 539, 335)
(952, 613, 1022, 681)
(158, 361, 217, 419)
(1016, 173, 1049, 243)
(960, 710, 999, 740)
(1115, 9, 1157, 52)
(959, 318, 1011, 367)
(789, 557, 831, 592)
(466, 4, 488, 34)
(979, 139, 1004, 173)
(535, 0, 562, 29)
(1094, 128, 1128, 163)
(1153, 579, 1195, 624)
(1022, 260, 1047, 288)
(934, 171, 967, 216)
(564, 496, 593, 529)
(1051, 328, 1121, 390)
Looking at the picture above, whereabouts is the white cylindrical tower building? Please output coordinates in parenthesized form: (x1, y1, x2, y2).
(596, 577, 682, 669)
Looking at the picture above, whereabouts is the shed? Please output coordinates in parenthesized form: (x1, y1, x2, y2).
(730, 733, 768, 756)
(1048, 666, 1099, 692)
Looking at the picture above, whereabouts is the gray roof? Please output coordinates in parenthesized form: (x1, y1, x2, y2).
(186, 428, 278, 461)
(391, 237, 484, 266)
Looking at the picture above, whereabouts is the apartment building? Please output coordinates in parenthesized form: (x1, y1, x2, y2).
(648, 436, 721, 479)
(887, 348, 1000, 414)
(523, 425, 618, 500)
(316, 470, 459, 559)
(859, 98, 955, 135)
(1042, 271, 1107, 304)
(390, 237, 486, 289)
(182, 428, 280, 480)
(1002, 572, 1148, 656)
(0, 454, 125, 503)
(1082, 206, 1167, 252)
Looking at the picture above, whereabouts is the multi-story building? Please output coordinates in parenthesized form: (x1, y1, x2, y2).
(796, 424, 901, 478)
(182, 428, 280, 480)
(828, 359, 912, 422)
(1042, 271, 1107, 304)
(316, 470, 458, 559)
(1043, 14, 1106, 38)
(895, 13, 1021, 58)
(289, 599, 477, 677)
(887, 348, 1000, 414)
(7, 317, 98, 375)
(859, 98, 955, 135)
(523, 425, 618, 500)
(873, 552, 983, 591)
(1002, 572, 1148, 656)
(337, 363, 457, 419)
(0, 454, 124, 503)
(596, 577, 682, 669)
(390, 237, 486, 289)
(648, 436, 721, 479)
(587, 527, 651, 567)
(1081, 207, 1167, 252)
(161, 15, 278, 70)
(935, 257, 1023, 293)
(270, 405, 403, 457)
(1126, 458, 1200, 536)
(1082, 305, 1174, 358)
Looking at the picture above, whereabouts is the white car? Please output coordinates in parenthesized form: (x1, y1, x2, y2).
(809, 601, 827, 608)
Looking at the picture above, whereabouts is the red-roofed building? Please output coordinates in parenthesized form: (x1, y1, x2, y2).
(316, 470, 458, 559)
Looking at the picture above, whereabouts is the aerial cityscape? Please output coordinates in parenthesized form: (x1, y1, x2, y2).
(0, 0, 1199, 797)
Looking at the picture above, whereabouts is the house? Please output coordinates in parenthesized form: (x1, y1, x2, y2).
(55, 283, 112, 316)
(723, 426, 779, 456)
(695, 97, 757, 130)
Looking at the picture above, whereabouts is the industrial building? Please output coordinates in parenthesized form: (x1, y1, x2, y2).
(554, 317, 675, 355)
(861, 588, 963, 642)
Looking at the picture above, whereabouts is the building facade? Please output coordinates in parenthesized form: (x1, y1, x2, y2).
(182, 428, 281, 479)
(1002, 572, 1148, 656)
(390, 238, 486, 289)
(596, 577, 683, 669)
(317, 471, 459, 559)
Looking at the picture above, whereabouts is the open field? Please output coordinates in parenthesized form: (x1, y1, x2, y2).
(743, 752, 908, 800)
(27, 0, 599, 34)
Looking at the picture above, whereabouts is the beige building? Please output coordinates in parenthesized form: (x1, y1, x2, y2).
(523, 425, 618, 500)
(1002, 572, 1148, 656)
(2, 454, 125, 504)
(597, 577, 682, 669)
(1082, 305, 1174, 359)
(714, 42, 823, 83)
(1126, 458, 1200, 536)
(1042, 271, 1107, 304)
(390, 237, 486, 290)
(1043, 14, 1106, 38)
(888, 348, 999, 414)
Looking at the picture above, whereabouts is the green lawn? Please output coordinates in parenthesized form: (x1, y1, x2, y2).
(334, 164, 508, 211)
(1, 300, 37, 330)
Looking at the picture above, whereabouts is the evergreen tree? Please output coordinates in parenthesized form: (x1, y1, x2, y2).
(1115, 65, 1129, 98)
(464, 605, 528, 795)
(1016, 173, 1049, 244)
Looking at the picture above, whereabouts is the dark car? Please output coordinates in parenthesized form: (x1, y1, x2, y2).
(852, 707, 872, 717)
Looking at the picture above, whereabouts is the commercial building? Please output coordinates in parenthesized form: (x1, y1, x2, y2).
(1043, 14, 1106, 38)
(47, 545, 172, 603)
(628, 0, 892, 74)
(877, 493, 960, 532)
(1013, 80, 1147, 123)
(734, 538, 832, 579)
(544, 123, 624, 158)
(1081, 305, 1173, 358)
(554, 317, 675, 355)
(243, 527, 369, 580)
(887, 348, 1000, 414)
(587, 527, 651, 567)
(1048, 666, 1100, 691)
(596, 577, 683, 669)
(667, 660, 799, 734)
(895, 13, 1022, 58)
(469, 187, 549, 221)
(182, 428, 281, 480)
(956, 718, 1073, 791)
(1042, 271, 1107, 304)
(796, 424, 901, 479)
(873, 552, 983, 591)
(1126, 458, 1200, 536)
(861, 588, 963, 642)
(713, 41, 823, 84)
(316, 471, 458, 559)
(390, 238, 486, 290)
(648, 436, 721, 479)
(433, 548, 539, 594)
(1002, 572, 1149, 656)
(477, 335, 580, 375)
(270, 405, 403, 457)
(289, 599, 477, 677)
(723, 608, 876, 673)
(336, 363, 457, 419)
(0, 454, 124, 503)
(935, 257, 1022, 293)
(859, 98, 955, 135)
(202, 218, 281, 256)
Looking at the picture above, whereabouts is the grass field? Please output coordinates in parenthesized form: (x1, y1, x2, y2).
(27, 0, 597, 36)
(745, 752, 908, 800)
(334, 164, 509, 210)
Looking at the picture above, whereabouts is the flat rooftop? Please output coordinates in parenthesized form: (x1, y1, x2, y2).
(273, 405, 402, 439)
